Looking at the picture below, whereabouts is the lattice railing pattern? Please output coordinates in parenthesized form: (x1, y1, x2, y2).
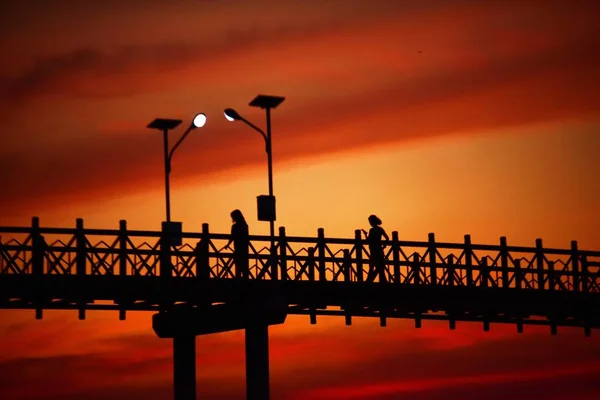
(1, 219, 599, 293)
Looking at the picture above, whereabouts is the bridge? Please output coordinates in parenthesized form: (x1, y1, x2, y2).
(1, 217, 600, 400)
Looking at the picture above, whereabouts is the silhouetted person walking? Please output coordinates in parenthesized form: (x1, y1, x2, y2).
(225, 209, 249, 279)
(361, 214, 389, 283)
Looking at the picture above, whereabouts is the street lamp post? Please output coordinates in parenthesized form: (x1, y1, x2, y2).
(147, 113, 207, 225)
(147, 113, 206, 400)
(224, 94, 285, 400)
(224, 95, 284, 248)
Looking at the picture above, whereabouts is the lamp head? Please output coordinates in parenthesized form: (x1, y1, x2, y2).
(224, 108, 241, 122)
(249, 94, 285, 109)
(147, 118, 182, 131)
(192, 113, 207, 128)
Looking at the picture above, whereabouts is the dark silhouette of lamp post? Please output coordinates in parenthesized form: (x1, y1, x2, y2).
(147, 113, 207, 225)
(147, 113, 206, 400)
(224, 95, 285, 400)
(224, 95, 284, 249)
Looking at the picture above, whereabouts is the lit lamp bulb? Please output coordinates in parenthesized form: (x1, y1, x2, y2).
(193, 113, 207, 128)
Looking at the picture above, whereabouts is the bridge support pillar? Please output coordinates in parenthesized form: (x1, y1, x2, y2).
(152, 296, 287, 400)
(246, 324, 270, 400)
(173, 335, 197, 400)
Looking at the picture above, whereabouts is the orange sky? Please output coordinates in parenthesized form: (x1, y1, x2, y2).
(1, 1, 600, 399)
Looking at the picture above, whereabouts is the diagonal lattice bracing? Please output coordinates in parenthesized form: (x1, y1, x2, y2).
(2, 225, 599, 291)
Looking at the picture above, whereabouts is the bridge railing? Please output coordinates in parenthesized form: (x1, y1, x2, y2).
(1, 217, 599, 293)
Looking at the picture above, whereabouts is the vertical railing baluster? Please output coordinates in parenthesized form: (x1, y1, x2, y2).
(571, 241, 580, 292)
(160, 222, 172, 279)
(514, 259, 522, 289)
(481, 257, 488, 288)
(32, 217, 44, 277)
(307, 247, 315, 282)
(75, 218, 86, 320)
(355, 229, 363, 283)
(391, 231, 400, 284)
(119, 220, 127, 277)
(465, 235, 473, 287)
(413, 253, 422, 328)
(31, 216, 45, 320)
(582, 255, 591, 336)
(447, 254, 455, 287)
(500, 236, 509, 289)
(535, 239, 545, 291)
(279, 227, 287, 281)
(76, 218, 86, 277)
(412, 253, 420, 285)
(581, 255, 588, 293)
(196, 223, 210, 281)
(428, 233, 437, 285)
(548, 261, 555, 291)
(118, 220, 128, 321)
(317, 228, 326, 282)
(270, 232, 279, 281)
(343, 249, 351, 282)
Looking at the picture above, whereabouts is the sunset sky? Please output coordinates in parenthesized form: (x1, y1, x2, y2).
(1, 0, 600, 399)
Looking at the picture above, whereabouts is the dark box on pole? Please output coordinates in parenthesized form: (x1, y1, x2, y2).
(161, 221, 183, 246)
(257, 195, 276, 222)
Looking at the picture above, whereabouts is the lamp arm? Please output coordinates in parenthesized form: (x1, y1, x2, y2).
(240, 117, 268, 152)
(167, 125, 194, 168)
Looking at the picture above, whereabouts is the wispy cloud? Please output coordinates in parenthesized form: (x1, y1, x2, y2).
(294, 365, 600, 400)
(1, 0, 599, 214)
(2, 318, 597, 400)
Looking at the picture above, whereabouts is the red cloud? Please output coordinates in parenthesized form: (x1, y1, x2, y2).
(1, 0, 599, 215)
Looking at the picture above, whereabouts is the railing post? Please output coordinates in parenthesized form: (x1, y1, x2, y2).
(464, 235, 473, 287)
(428, 233, 437, 285)
(159, 223, 173, 312)
(75, 218, 86, 320)
(447, 254, 455, 287)
(535, 239, 545, 291)
(119, 220, 128, 277)
(270, 239, 279, 282)
(31, 217, 45, 320)
(581, 256, 591, 334)
(160, 222, 173, 279)
(391, 231, 400, 284)
(343, 249, 351, 282)
(279, 227, 288, 281)
(547, 261, 555, 291)
(514, 259, 522, 289)
(500, 237, 509, 289)
(76, 218, 86, 277)
(195, 224, 210, 281)
(31, 217, 44, 276)
(307, 247, 315, 282)
(354, 229, 363, 283)
(481, 257, 488, 288)
(571, 241, 580, 292)
(317, 228, 326, 281)
(118, 220, 128, 320)
(581, 255, 588, 293)
(412, 253, 420, 285)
